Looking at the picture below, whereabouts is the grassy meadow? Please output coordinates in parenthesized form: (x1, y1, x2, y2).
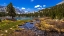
(0, 20, 30, 36)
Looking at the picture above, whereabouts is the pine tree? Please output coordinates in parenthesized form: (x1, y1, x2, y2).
(6, 2, 16, 19)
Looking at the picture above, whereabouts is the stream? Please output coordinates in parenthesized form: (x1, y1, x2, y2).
(16, 19, 64, 36)
(18, 20, 43, 34)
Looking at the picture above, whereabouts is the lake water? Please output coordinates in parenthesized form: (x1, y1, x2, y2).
(15, 17, 33, 20)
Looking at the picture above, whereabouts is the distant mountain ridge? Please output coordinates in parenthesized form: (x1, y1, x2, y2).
(57, 0, 64, 5)
(0, 5, 25, 14)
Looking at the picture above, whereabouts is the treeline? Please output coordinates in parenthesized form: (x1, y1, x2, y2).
(39, 3, 64, 19)
(17, 12, 40, 17)
(0, 12, 7, 17)
(20, 3, 64, 19)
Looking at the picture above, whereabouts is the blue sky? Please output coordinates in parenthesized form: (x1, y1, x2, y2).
(0, 0, 62, 12)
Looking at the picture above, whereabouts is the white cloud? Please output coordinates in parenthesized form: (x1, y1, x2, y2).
(43, 5, 46, 7)
(21, 7, 25, 10)
(34, 5, 46, 10)
(34, 5, 46, 8)
(34, 5, 44, 10)
(34, 5, 42, 8)
(31, 0, 34, 2)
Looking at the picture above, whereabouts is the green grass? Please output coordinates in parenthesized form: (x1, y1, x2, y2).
(0, 20, 30, 36)
(0, 20, 30, 30)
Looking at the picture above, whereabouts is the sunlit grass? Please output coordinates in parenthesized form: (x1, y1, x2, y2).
(38, 18, 64, 32)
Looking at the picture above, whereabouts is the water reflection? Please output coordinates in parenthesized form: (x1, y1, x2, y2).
(15, 17, 33, 20)
(18, 20, 43, 35)
(19, 22, 35, 30)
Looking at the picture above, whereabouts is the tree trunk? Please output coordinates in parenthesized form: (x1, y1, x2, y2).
(12, 16, 14, 19)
